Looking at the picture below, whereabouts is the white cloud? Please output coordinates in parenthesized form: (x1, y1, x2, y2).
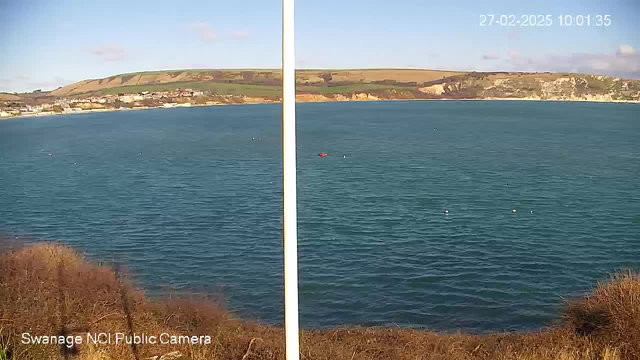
(189, 23, 218, 41)
(503, 46, 640, 79)
(586, 58, 612, 71)
(88, 45, 129, 62)
(617, 45, 637, 56)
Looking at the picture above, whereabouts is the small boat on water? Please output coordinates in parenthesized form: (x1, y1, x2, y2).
(318, 153, 328, 157)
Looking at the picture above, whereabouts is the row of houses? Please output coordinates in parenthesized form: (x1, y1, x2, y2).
(63, 89, 204, 105)
(1, 88, 210, 116)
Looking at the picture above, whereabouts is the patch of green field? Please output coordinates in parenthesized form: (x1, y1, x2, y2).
(100, 81, 282, 97)
(98, 81, 416, 97)
(297, 84, 413, 94)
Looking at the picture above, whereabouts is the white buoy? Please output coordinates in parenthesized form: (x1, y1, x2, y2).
(444, 209, 449, 215)
(512, 209, 517, 214)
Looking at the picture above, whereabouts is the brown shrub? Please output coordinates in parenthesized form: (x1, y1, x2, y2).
(0, 244, 638, 360)
(566, 271, 640, 357)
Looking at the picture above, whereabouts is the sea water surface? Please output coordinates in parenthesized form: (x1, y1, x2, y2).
(1, 101, 639, 333)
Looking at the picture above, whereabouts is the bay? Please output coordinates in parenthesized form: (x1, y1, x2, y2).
(1, 100, 638, 332)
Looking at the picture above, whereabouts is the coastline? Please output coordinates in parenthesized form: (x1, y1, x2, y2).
(2, 95, 638, 121)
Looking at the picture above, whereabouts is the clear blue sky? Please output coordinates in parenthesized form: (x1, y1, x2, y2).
(1, 0, 639, 92)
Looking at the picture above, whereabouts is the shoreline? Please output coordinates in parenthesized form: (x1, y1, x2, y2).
(2, 95, 638, 121)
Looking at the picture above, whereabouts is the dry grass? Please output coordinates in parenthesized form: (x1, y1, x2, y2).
(49, 69, 465, 96)
(0, 244, 638, 360)
(0, 93, 23, 101)
(323, 69, 464, 84)
(565, 272, 640, 356)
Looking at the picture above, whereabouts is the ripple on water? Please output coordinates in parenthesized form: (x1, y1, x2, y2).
(1, 102, 639, 332)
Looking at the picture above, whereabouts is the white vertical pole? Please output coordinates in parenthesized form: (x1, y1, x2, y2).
(282, 0, 300, 359)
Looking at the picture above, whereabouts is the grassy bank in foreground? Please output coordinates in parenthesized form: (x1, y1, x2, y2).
(1, 244, 638, 360)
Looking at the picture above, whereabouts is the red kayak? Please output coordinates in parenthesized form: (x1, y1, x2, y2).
(318, 153, 328, 157)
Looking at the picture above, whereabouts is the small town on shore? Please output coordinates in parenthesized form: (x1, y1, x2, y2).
(0, 88, 279, 118)
(3, 69, 640, 119)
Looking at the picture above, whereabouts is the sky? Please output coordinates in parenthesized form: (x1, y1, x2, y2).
(1, 0, 639, 92)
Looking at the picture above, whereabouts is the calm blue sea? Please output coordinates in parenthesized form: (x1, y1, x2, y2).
(1, 101, 638, 332)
